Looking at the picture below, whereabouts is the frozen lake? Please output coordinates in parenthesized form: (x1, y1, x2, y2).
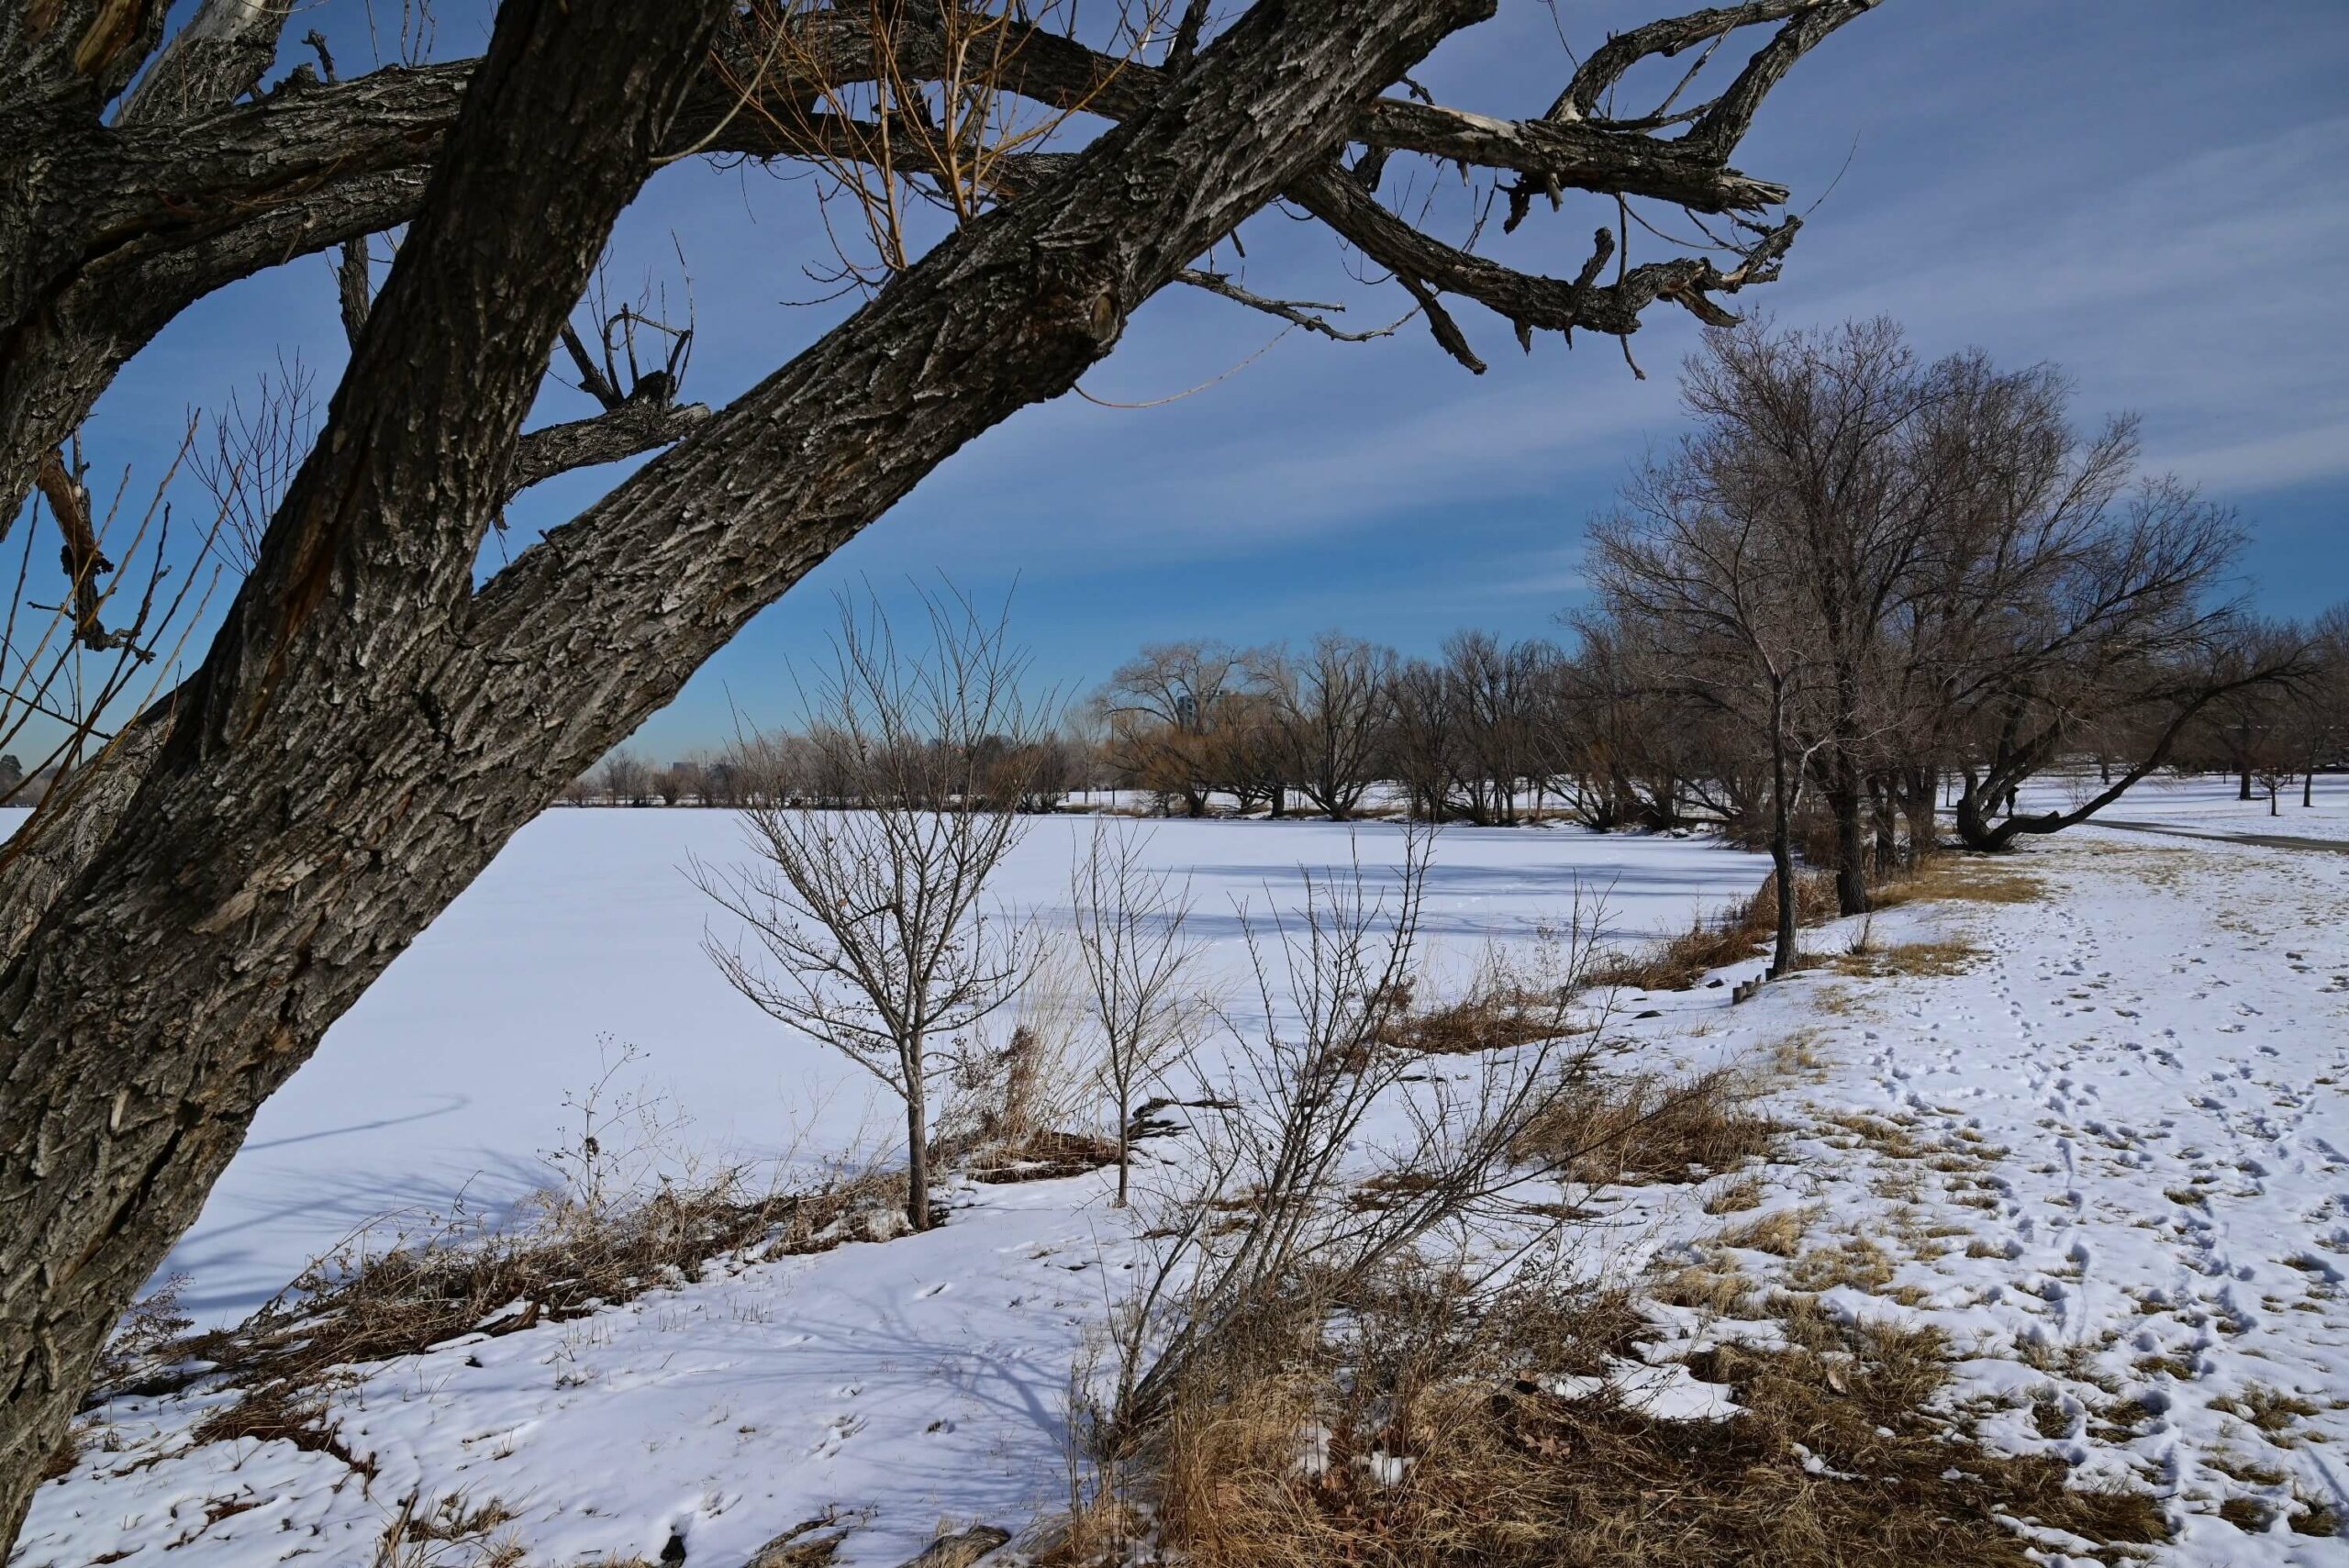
(17, 807, 1768, 1321)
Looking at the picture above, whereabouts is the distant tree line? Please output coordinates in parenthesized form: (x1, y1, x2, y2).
(558, 321, 2344, 930)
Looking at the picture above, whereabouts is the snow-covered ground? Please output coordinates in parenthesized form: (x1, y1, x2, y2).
(1704, 828, 2349, 1563)
(2018, 770, 2349, 843)
(19, 812, 2349, 1566)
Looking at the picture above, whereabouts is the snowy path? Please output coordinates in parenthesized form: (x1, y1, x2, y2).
(23, 827, 2349, 1565)
(2095, 819, 2349, 855)
(1717, 831, 2349, 1562)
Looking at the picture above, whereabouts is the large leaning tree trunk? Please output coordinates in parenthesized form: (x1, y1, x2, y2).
(0, 0, 1880, 1542)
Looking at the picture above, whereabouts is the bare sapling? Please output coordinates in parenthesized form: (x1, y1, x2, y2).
(1103, 827, 1617, 1438)
(1070, 821, 1204, 1206)
(696, 586, 1050, 1230)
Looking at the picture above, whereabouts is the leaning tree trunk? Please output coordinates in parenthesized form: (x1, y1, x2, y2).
(0, 0, 1498, 1543)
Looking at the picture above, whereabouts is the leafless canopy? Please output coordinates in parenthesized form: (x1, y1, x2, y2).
(696, 586, 1049, 1229)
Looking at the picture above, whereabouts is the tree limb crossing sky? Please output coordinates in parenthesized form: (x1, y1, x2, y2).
(81, 0, 2349, 757)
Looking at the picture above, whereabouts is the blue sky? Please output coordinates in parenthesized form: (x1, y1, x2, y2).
(63, 0, 2349, 760)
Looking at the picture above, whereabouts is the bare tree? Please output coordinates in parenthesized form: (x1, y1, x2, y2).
(1591, 456, 1815, 978)
(1260, 633, 1394, 820)
(1098, 640, 1248, 817)
(2297, 605, 2349, 807)
(1939, 486, 2291, 850)
(596, 746, 651, 807)
(696, 589, 1046, 1231)
(1069, 821, 1201, 1207)
(0, 0, 1879, 1535)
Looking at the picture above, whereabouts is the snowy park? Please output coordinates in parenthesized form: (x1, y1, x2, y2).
(5, 2, 2345, 1564)
(19, 805, 2349, 1567)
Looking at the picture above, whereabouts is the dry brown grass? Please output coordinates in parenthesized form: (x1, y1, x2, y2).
(1374, 986, 1579, 1057)
(1650, 1260, 1760, 1316)
(1784, 1236, 1898, 1294)
(1703, 1174, 1765, 1215)
(1714, 1207, 1809, 1258)
(1829, 940, 1984, 979)
(1513, 1068, 1782, 1186)
(1872, 853, 2042, 908)
(1130, 1264, 2165, 1568)
(187, 1376, 376, 1482)
(961, 1129, 1123, 1184)
(1590, 846, 2041, 1000)
(101, 1160, 916, 1473)
(2210, 1383, 2321, 1437)
(1593, 870, 1840, 994)
(371, 1492, 526, 1568)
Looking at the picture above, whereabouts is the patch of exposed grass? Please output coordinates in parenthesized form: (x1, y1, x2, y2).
(2291, 1491, 2343, 1538)
(1514, 1068, 1783, 1186)
(1820, 1111, 1930, 1161)
(962, 1129, 1122, 1184)
(1872, 854, 2043, 908)
(1375, 985, 1579, 1057)
(1829, 940, 1983, 980)
(1133, 1265, 2165, 1568)
(1715, 1207, 1809, 1258)
(1784, 1237, 1898, 1295)
(372, 1493, 527, 1568)
(1703, 1174, 1765, 1215)
(2211, 1383, 2321, 1437)
(1650, 1260, 1760, 1316)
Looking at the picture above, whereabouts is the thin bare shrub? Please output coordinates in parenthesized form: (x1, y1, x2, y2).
(1069, 820, 1204, 1206)
(696, 585, 1051, 1229)
(1095, 828, 1620, 1444)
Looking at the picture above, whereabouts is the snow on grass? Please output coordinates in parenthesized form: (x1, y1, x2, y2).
(19, 815, 2349, 1565)
(1678, 828, 2349, 1561)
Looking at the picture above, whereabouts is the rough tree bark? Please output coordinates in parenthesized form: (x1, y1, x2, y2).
(0, 0, 1500, 1536)
(0, 0, 1876, 1544)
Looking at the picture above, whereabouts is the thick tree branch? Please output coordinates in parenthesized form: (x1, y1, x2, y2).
(190, 0, 732, 751)
(1289, 162, 1796, 350)
(1358, 98, 1787, 213)
(3, 1, 1861, 538)
(505, 398, 715, 502)
(473, 0, 1497, 750)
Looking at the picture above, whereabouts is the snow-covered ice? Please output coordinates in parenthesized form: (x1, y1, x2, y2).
(137, 809, 1775, 1326)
